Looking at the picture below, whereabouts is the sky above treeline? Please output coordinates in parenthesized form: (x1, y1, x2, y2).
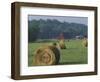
(28, 15, 88, 25)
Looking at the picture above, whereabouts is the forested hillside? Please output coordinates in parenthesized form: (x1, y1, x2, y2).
(28, 19, 87, 42)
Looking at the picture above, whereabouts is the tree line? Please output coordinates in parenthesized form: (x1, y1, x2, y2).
(28, 19, 87, 42)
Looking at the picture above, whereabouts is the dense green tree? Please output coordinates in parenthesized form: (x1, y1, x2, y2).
(28, 20, 40, 42)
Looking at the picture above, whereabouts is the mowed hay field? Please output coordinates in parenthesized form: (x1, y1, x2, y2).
(28, 39, 88, 66)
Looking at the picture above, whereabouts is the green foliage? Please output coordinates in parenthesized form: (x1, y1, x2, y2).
(28, 19, 87, 42)
(28, 20, 40, 42)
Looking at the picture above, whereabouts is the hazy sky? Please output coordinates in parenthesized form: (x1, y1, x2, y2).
(28, 15, 88, 25)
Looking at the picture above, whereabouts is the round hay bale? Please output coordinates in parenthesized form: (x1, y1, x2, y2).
(59, 40, 66, 49)
(48, 45, 60, 65)
(34, 45, 60, 66)
(82, 39, 88, 47)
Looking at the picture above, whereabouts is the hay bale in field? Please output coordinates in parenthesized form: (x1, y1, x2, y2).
(82, 39, 88, 47)
(34, 44, 60, 66)
(57, 33, 66, 49)
(52, 42, 61, 53)
(59, 40, 66, 49)
(49, 43, 60, 64)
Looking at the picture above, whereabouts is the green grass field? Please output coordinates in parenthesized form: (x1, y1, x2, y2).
(28, 39, 87, 66)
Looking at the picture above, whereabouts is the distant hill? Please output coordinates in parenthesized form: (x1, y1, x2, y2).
(28, 19, 87, 42)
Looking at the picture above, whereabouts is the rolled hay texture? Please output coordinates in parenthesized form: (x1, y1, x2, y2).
(34, 45, 60, 66)
(59, 40, 66, 49)
(82, 39, 88, 47)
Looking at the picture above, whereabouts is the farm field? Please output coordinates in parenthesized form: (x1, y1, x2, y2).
(28, 39, 88, 66)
